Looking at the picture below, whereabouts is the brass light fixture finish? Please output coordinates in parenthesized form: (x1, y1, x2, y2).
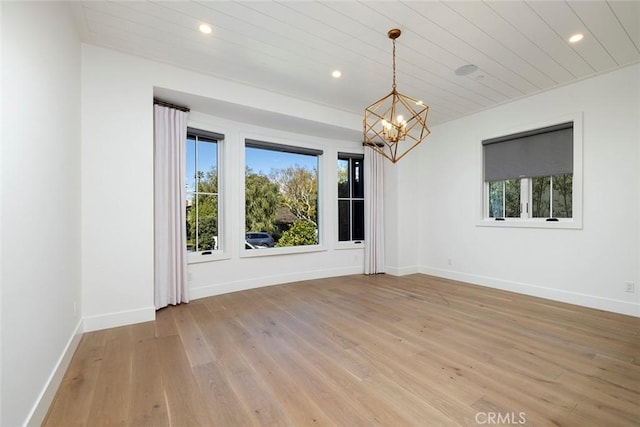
(364, 29, 430, 163)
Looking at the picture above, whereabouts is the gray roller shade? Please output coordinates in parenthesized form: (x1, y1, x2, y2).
(246, 139, 323, 156)
(483, 122, 573, 182)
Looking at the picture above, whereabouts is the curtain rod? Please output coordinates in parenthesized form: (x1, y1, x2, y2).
(153, 98, 190, 112)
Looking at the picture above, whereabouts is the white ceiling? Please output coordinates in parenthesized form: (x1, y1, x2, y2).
(73, 1, 640, 128)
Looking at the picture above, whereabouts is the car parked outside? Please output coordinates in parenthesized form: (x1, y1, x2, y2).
(245, 232, 275, 248)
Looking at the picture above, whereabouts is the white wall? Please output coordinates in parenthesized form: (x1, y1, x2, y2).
(418, 64, 640, 316)
(1, 2, 82, 426)
(186, 111, 365, 298)
(81, 46, 365, 330)
(1, 4, 4, 424)
(383, 152, 422, 276)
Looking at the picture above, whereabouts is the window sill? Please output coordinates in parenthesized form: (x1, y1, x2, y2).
(335, 241, 365, 250)
(187, 251, 231, 264)
(241, 244, 327, 258)
(477, 218, 582, 230)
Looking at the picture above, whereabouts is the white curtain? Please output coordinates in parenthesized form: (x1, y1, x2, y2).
(154, 104, 189, 309)
(364, 146, 385, 274)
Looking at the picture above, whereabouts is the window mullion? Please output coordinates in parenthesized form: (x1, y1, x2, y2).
(194, 137, 200, 251)
(195, 194, 200, 251)
(350, 159, 354, 240)
(549, 176, 554, 217)
(502, 181, 506, 218)
(521, 178, 529, 219)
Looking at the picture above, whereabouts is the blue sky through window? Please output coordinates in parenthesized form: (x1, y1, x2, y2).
(186, 139, 318, 192)
(245, 147, 317, 175)
(186, 137, 217, 193)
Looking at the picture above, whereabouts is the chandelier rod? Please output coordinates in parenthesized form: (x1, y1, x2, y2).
(387, 28, 401, 91)
(392, 36, 397, 91)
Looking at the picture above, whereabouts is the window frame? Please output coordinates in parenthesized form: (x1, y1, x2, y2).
(185, 126, 229, 264)
(337, 153, 365, 245)
(241, 136, 326, 257)
(477, 112, 583, 229)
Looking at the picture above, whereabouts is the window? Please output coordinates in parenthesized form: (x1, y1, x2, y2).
(488, 175, 573, 219)
(338, 154, 364, 242)
(186, 128, 223, 253)
(483, 121, 576, 224)
(245, 139, 321, 248)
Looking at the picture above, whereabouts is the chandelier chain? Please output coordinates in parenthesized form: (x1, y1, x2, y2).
(392, 38, 397, 90)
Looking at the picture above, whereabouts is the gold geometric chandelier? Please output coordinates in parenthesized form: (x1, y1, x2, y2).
(364, 29, 430, 163)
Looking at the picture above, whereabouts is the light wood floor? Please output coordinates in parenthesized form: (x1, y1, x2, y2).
(44, 274, 639, 426)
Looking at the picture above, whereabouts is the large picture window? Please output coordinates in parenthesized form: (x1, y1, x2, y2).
(186, 128, 223, 253)
(483, 121, 575, 223)
(338, 154, 364, 242)
(245, 139, 321, 249)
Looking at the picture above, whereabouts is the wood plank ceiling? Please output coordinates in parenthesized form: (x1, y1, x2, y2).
(73, 1, 640, 127)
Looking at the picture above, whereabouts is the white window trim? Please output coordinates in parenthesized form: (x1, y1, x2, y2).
(337, 152, 366, 245)
(476, 112, 583, 230)
(241, 244, 329, 258)
(335, 241, 365, 250)
(240, 133, 325, 256)
(186, 120, 232, 264)
(188, 251, 232, 264)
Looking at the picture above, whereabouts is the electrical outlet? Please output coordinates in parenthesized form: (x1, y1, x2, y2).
(447, 258, 453, 266)
(625, 282, 635, 293)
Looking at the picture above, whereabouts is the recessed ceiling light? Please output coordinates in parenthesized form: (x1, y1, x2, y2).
(199, 23, 212, 34)
(455, 64, 478, 76)
(332, 70, 342, 78)
(569, 33, 583, 43)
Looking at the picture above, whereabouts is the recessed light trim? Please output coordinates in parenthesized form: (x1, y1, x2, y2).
(569, 33, 583, 43)
(199, 23, 212, 34)
(332, 70, 342, 78)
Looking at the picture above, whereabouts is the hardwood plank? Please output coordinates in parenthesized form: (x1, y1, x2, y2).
(44, 274, 640, 426)
(156, 335, 213, 426)
(85, 327, 132, 426)
(127, 327, 169, 427)
(42, 330, 109, 427)
(229, 313, 336, 426)
(172, 306, 212, 367)
(154, 305, 178, 338)
(263, 329, 402, 425)
(190, 300, 289, 425)
(192, 362, 255, 427)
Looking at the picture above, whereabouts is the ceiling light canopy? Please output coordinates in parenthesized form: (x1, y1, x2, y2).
(364, 29, 430, 164)
(332, 70, 342, 78)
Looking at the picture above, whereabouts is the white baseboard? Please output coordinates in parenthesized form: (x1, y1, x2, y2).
(190, 265, 364, 300)
(420, 266, 640, 317)
(83, 306, 156, 332)
(25, 319, 84, 427)
(385, 265, 420, 276)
